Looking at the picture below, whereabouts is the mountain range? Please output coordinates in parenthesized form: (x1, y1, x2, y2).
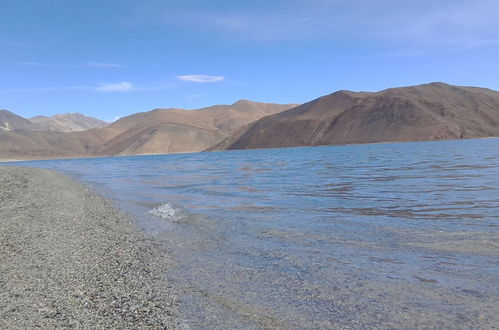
(209, 82, 499, 150)
(0, 100, 296, 160)
(0, 111, 108, 132)
(30, 113, 109, 132)
(1, 82, 499, 161)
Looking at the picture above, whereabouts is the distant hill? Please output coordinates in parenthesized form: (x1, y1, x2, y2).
(30, 113, 109, 132)
(0, 100, 296, 160)
(0, 129, 111, 160)
(209, 83, 499, 151)
(0, 110, 108, 133)
(0, 110, 39, 131)
(0, 111, 111, 160)
(94, 100, 296, 155)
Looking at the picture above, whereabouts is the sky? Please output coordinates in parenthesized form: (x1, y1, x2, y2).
(1, 0, 499, 121)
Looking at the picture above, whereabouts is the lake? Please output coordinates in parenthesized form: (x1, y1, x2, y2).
(12, 138, 499, 328)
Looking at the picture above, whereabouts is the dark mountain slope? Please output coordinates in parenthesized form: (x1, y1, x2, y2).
(210, 83, 499, 151)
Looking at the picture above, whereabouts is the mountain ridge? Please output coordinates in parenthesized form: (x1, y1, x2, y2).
(1, 110, 40, 131)
(209, 82, 499, 151)
(30, 113, 109, 132)
(0, 100, 297, 160)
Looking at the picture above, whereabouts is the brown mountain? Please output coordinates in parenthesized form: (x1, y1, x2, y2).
(210, 83, 499, 151)
(94, 100, 296, 155)
(0, 111, 111, 160)
(0, 109, 108, 133)
(0, 100, 296, 160)
(30, 113, 109, 132)
(0, 110, 39, 131)
(0, 128, 112, 160)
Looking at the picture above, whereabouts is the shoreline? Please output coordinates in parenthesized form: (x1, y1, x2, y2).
(2, 136, 499, 163)
(0, 166, 178, 328)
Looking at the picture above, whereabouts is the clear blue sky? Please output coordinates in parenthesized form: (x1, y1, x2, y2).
(1, 0, 498, 121)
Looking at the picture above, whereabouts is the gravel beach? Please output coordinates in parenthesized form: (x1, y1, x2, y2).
(0, 166, 178, 328)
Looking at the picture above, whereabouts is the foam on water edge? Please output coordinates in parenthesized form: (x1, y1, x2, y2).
(148, 202, 179, 222)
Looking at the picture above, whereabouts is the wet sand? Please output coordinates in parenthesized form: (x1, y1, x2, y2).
(0, 166, 177, 328)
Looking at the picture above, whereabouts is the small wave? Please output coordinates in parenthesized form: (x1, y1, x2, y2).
(148, 203, 179, 221)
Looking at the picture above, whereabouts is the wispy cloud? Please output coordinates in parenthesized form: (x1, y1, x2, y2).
(0, 81, 170, 94)
(85, 62, 125, 69)
(368, 0, 499, 50)
(95, 81, 134, 92)
(176, 74, 224, 83)
(18, 62, 126, 69)
(132, 0, 499, 51)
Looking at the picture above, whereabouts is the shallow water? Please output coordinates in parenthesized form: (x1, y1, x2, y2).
(12, 139, 499, 328)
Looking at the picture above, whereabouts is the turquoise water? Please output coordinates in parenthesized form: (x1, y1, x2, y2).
(12, 139, 499, 328)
